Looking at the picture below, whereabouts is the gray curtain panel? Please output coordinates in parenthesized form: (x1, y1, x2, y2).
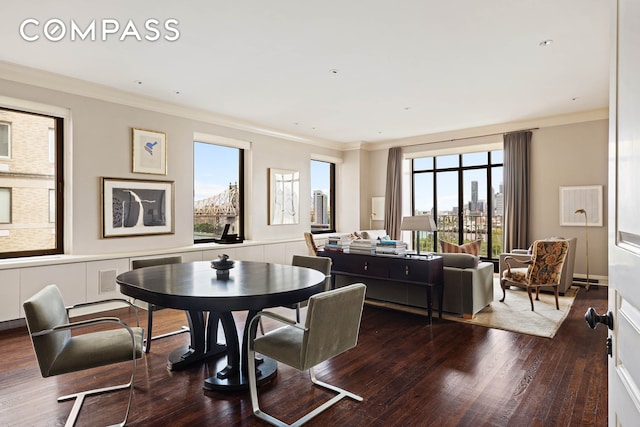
(503, 131, 531, 252)
(384, 147, 403, 240)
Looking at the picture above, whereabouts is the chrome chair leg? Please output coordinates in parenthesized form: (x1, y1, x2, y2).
(143, 305, 190, 353)
(248, 347, 362, 427)
(58, 353, 137, 427)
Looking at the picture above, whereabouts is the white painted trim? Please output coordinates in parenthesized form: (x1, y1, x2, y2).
(573, 273, 609, 285)
(193, 132, 251, 150)
(0, 95, 69, 119)
(0, 237, 305, 270)
(311, 153, 343, 164)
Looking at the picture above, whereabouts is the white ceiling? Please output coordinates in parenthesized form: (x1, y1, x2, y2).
(0, 1, 612, 145)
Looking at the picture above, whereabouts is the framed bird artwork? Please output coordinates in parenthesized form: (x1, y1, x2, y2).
(132, 128, 167, 175)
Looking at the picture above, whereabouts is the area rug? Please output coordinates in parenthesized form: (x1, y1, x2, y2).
(442, 279, 579, 339)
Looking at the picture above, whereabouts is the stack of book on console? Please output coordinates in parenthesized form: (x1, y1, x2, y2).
(348, 239, 377, 255)
(375, 240, 408, 257)
(323, 236, 352, 252)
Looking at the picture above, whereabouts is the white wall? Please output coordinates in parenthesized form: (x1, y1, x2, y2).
(367, 149, 389, 231)
(336, 149, 362, 232)
(0, 77, 354, 256)
(529, 119, 608, 278)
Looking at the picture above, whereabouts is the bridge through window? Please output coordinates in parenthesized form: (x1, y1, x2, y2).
(193, 141, 244, 243)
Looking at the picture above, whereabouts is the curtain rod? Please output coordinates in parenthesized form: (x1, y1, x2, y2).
(399, 127, 539, 148)
(503, 128, 539, 136)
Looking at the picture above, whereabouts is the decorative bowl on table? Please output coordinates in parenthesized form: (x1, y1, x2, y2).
(211, 254, 234, 272)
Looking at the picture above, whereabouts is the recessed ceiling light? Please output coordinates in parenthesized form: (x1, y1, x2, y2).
(539, 39, 553, 47)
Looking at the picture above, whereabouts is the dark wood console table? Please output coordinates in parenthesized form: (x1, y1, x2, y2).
(318, 251, 444, 323)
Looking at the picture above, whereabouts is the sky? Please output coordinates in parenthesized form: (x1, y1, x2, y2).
(194, 143, 331, 203)
(413, 151, 503, 212)
(193, 142, 238, 201)
(310, 159, 330, 197)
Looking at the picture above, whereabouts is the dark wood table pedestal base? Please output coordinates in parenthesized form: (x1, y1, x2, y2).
(166, 308, 275, 391)
(167, 344, 226, 370)
(204, 357, 277, 392)
(204, 309, 277, 391)
(167, 310, 227, 371)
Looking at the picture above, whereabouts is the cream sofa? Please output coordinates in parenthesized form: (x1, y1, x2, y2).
(498, 237, 577, 295)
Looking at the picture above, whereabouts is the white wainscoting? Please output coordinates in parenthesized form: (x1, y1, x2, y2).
(0, 238, 309, 327)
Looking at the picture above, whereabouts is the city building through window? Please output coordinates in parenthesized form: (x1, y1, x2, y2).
(412, 150, 503, 259)
(310, 159, 335, 233)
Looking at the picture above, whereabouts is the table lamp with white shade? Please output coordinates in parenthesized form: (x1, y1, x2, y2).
(401, 215, 437, 255)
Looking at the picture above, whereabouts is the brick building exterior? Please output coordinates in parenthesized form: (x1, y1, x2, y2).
(0, 110, 56, 252)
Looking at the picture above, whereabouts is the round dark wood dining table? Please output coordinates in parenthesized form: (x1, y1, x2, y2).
(116, 260, 326, 391)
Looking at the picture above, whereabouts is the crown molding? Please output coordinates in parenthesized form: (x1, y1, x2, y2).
(361, 108, 609, 151)
(0, 61, 344, 150)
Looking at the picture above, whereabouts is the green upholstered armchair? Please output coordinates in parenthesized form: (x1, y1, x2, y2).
(247, 283, 366, 427)
(23, 284, 144, 427)
(500, 239, 569, 311)
(259, 254, 332, 336)
(288, 255, 332, 320)
(131, 255, 188, 353)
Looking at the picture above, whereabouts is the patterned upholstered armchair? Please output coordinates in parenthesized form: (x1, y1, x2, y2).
(500, 239, 569, 311)
(304, 232, 320, 256)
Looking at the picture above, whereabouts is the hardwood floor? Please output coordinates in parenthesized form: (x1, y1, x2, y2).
(0, 285, 608, 426)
